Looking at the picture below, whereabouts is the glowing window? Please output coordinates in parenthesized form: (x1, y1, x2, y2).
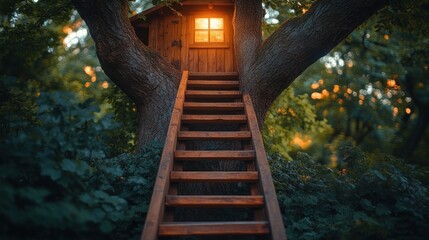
(195, 17, 224, 43)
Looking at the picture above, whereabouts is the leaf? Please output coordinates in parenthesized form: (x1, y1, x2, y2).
(40, 159, 61, 181)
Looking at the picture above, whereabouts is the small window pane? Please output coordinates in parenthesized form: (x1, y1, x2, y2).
(210, 18, 223, 30)
(195, 30, 209, 42)
(210, 30, 224, 42)
(195, 18, 208, 29)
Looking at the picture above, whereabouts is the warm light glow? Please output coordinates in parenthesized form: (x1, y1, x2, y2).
(302, 8, 308, 14)
(195, 17, 224, 42)
(347, 60, 354, 68)
(387, 79, 396, 87)
(311, 92, 322, 99)
(101, 81, 109, 89)
(318, 79, 324, 85)
(210, 30, 224, 42)
(195, 31, 209, 42)
(384, 34, 389, 40)
(347, 88, 352, 94)
(288, 108, 297, 117)
(333, 85, 340, 93)
(195, 18, 209, 29)
(84, 82, 91, 88)
(405, 108, 411, 114)
(210, 18, 223, 29)
(291, 134, 312, 149)
(393, 107, 398, 117)
(322, 89, 329, 97)
(277, 107, 286, 115)
(84, 66, 94, 76)
(63, 26, 72, 34)
(359, 100, 364, 105)
(311, 83, 320, 89)
(418, 82, 424, 88)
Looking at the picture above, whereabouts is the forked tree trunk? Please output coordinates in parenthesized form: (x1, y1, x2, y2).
(72, 0, 180, 146)
(72, 0, 388, 148)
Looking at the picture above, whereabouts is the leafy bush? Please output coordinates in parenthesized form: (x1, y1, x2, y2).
(0, 89, 161, 239)
(272, 148, 429, 240)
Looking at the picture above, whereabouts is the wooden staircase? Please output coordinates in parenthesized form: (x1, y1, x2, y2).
(141, 71, 286, 240)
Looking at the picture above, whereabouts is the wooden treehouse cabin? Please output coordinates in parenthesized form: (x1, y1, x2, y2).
(131, 1, 287, 239)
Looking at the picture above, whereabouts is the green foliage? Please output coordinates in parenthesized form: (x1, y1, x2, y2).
(0, 81, 161, 239)
(263, 87, 332, 160)
(272, 149, 429, 239)
(103, 84, 138, 155)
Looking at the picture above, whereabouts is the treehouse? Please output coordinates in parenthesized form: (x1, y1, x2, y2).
(130, 0, 236, 72)
(131, 1, 286, 239)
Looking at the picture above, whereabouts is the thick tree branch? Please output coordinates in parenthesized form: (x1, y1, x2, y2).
(237, 0, 389, 123)
(71, 0, 180, 105)
(72, 0, 180, 145)
(233, 0, 263, 81)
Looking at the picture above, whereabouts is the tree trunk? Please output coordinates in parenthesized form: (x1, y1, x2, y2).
(72, 0, 388, 147)
(71, 0, 180, 146)
(397, 106, 429, 160)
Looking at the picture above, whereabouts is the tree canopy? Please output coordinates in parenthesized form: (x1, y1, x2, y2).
(1, 0, 428, 239)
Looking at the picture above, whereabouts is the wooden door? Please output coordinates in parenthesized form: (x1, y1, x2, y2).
(185, 12, 236, 73)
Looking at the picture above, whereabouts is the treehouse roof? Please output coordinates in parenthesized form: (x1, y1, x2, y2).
(130, 0, 234, 23)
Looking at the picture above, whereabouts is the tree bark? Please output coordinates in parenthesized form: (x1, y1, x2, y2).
(71, 0, 389, 147)
(234, 0, 388, 125)
(71, 0, 180, 146)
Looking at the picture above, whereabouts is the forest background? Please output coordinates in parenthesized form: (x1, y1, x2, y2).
(1, 0, 428, 239)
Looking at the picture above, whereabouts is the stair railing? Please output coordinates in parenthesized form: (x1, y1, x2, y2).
(243, 93, 287, 240)
(141, 70, 189, 240)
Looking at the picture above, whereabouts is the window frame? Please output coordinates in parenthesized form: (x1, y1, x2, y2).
(189, 13, 230, 49)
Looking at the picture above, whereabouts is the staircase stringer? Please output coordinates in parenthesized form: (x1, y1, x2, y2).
(243, 93, 288, 240)
(141, 70, 189, 240)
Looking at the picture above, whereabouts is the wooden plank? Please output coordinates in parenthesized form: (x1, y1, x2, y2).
(198, 49, 208, 72)
(181, 114, 247, 123)
(185, 90, 241, 99)
(188, 49, 198, 72)
(149, 18, 157, 49)
(187, 80, 239, 90)
(171, 16, 181, 69)
(180, 16, 188, 71)
(225, 48, 234, 72)
(178, 131, 251, 140)
(159, 221, 270, 236)
(243, 93, 287, 240)
(216, 49, 225, 72)
(174, 150, 255, 161)
(188, 72, 238, 80)
(184, 102, 244, 111)
(164, 16, 172, 59)
(140, 71, 188, 240)
(165, 195, 264, 207)
(157, 17, 164, 56)
(170, 171, 259, 182)
(208, 49, 217, 72)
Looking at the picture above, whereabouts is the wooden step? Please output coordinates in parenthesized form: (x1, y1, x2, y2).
(165, 195, 264, 208)
(178, 131, 251, 140)
(170, 171, 259, 182)
(186, 90, 241, 99)
(182, 115, 247, 123)
(184, 102, 244, 111)
(187, 80, 239, 90)
(188, 72, 239, 80)
(175, 150, 255, 161)
(159, 221, 270, 236)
